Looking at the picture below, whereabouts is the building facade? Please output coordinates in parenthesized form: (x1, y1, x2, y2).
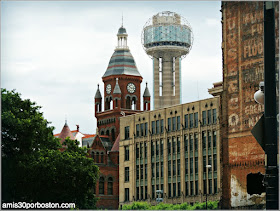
(119, 97, 221, 206)
(221, 1, 279, 209)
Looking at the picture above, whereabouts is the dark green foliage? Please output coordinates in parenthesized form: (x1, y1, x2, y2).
(120, 201, 219, 210)
(1, 89, 99, 209)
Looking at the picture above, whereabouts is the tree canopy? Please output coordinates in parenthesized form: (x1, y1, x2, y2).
(2, 89, 99, 209)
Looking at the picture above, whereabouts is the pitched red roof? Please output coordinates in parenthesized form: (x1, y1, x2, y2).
(111, 134, 119, 152)
(58, 123, 75, 144)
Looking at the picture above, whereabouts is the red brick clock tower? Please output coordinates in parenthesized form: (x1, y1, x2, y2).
(95, 25, 150, 143)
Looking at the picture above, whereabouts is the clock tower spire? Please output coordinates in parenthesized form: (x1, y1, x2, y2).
(95, 24, 149, 143)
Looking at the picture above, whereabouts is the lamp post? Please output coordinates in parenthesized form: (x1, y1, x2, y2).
(205, 165, 212, 210)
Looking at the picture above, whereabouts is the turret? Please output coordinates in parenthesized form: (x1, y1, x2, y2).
(113, 78, 122, 109)
(95, 84, 102, 115)
(143, 82, 151, 111)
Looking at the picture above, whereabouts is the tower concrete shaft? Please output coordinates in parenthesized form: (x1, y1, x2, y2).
(153, 55, 180, 109)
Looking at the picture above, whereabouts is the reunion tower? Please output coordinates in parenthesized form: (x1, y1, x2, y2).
(142, 11, 193, 109)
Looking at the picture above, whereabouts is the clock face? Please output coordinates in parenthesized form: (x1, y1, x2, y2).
(127, 83, 136, 93)
(106, 84, 112, 94)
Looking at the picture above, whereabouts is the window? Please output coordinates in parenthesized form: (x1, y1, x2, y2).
(156, 162, 159, 177)
(172, 117, 176, 131)
(202, 111, 206, 125)
(99, 177, 104, 194)
(161, 162, 164, 177)
(203, 180, 207, 194)
(208, 131, 212, 148)
(214, 178, 217, 193)
(173, 161, 176, 176)
(136, 124, 140, 137)
(136, 165, 139, 180)
(156, 120, 160, 134)
(160, 119, 164, 133)
(213, 109, 217, 124)
(213, 154, 217, 171)
(195, 181, 198, 195)
(100, 152, 104, 163)
(202, 131, 206, 149)
(168, 183, 172, 197)
(177, 159, 180, 175)
(184, 135, 188, 151)
(195, 157, 198, 173)
(145, 186, 148, 199)
(207, 110, 212, 124)
(168, 118, 171, 132)
(208, 155, 212, 167)
(189, 113, 193, 128)
(190, 181, 194, 195)
(136, 144, 139, 158)
(125, 126, 130, 139)
(173, 183, 176, 197)
(177, 137, 180, 153)
(156, 141, 159, 156)
(185, 158, 188, 174)
(151, 142, 155, 157)
(160, 140, 163, 155)
(145, 164, 147, 178)
(186, 182, 189, 196)
(140, 123, 144, 136)
(184, 114, 188, 129)
(168, 139, 171, 154)
(144, 143, 147, 158)
(152, 163, 155, 177)
(168, 161, 171, 176)
(152, 121, 155, 134)
(209, 179, 212, 194)
(125, 167, 129, 182)
(141, 186, 144, 200)
(96, 152, 99, 163)
(108, 177, 113, 195)
(125, 188, 129, 202)
(140, 143, 143, 158)
(152, 185, 155, 198)
(172, 137, 176, 154)
(203, 156, 207, 173)
(189, 134, 193, 151)
(194, 134, 198, 151)
(178, 182, 181, 196)
(190, 158, 193, 174)
(145, 123, 148, 136)
(140, 165, 144, 179)
(177, 116, 181, 130)
(136, 187, 139, 200)
(213, 131, 217, 148)
(125, 146, 129, 161)
(194, 112, 198, 127)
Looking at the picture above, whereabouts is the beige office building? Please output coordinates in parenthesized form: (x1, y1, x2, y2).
(119, 96, 221, 206)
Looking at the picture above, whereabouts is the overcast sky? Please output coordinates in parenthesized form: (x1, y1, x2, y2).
(1, 1, 222, 134)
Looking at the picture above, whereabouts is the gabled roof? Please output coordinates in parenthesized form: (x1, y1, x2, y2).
(111, 134, 119, 152)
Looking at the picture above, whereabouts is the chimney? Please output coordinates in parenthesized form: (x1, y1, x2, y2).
(76, 124, 79, 132)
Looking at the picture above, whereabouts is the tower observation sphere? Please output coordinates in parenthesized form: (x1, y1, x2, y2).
(141, 11, 193, 109)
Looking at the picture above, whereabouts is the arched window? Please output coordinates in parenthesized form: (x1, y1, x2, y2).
(115, 99, 118, 108)
(99, 177, 104, 194)
(108, 177, 113, 195)
(96, 152, 99, 163)
(100, 152, 104, 163)
(126, 96, 131, 109)
(106, 130, 110, 136)
(132, 97, 137, 110)
(110, 98, 113, 110)
(101, 131, 104, 135)
(105, 98, 110, 110)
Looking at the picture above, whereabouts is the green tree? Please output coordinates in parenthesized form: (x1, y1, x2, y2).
(2, 89, 99, 209)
